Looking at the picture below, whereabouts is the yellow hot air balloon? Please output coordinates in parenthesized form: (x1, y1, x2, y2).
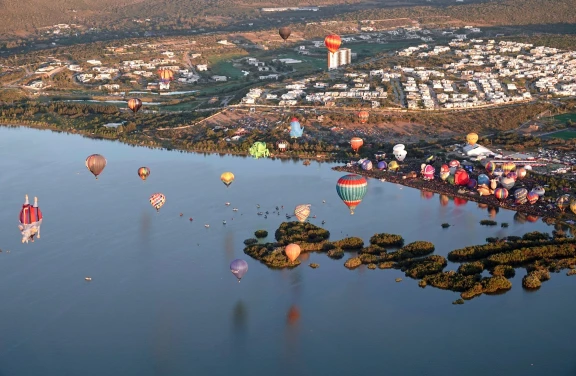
(221, 172, 235, 188)
(466, 133, 478, 146)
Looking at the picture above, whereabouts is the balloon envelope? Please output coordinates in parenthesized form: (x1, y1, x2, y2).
(358, 111, 369, 123)
(377, 161, 387, 170)
(279, 27, 291, 41)
(350, 137, 363, 152)
(230, 259, 248, 281)
(85, 154, 107, 179)
(221, 172, 235, 187)
(388, 161, 399, 171)
(149, 193, 166, 211)
(394, 149, 407, 162)
(285, 244, 301, 262)
(514, 188, 528, 204)
(494, 188, 508, 201)
(294, 204, 311, 223)
(127, 98, 142, 113)
(361, 160, 373, 171)
(138, 167, 150, 181)
(336, 174, 368, 215)
(324, 34, 342, 53)
(289, 118, 303, 138)
(454, 169, 470, 186)
(466, 132, 478, 145)
(478, 174, 490, 186)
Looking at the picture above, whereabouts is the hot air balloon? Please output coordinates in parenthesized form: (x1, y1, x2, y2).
(324, 34, 342, 53)
(336, 174, 368, 215)
(85, 154, 107, 179)
(289, 117, 304, 138)
(279, 27, 291, 41)
(500, 176, 515, 190)
(358, 111, 369, 124)
(524, 165, 533, 171)
(493, 168, 504, 178)
(440, 171, 450, 181)
(127, 98, 142, 114)
(490, 178, 498, 190)
(392, 144, 405, 153)
(514, 188, 528, 205)
(294, 204, 311, 223)
(557, 195, 570, 212)
(285, 243, 301, 262)
(527, 191, 539, 205)
(485, 161, 496, 175)
(158, 69, 174, 83)
(423, 165, 435, 180)
(446, 175, 455, 185)
(516, 167, 527, 180)
(230, 259, 248, 282)
(526, 215, 539, 223)
(377, 161, 387, 170)
(454, 169, 470, 186)
(221, 172, 235, 187)
(494, 188, 508, 201)
(350, 137, 363, 153)
(149, 193, 166, 212)
(448, 160, 460, 175)
(570, 199, 576, 215)
(478, 174, 490, 186)
(361, 160, 373, 171)
(507, 171, 517, 181)
(249, 142, 270, 159)
(466, 132, 478, 145)
(18, 195, 42, 244)
(394, 149, 407, 162)
(440, 164, 450, 174)
(502, 162, 516, 174)
(277, 140, 288, 152)
(138, 167, 150, 181)
(531, 186, 545, 197)
(467, 179, 478, 190)
(388, 161, 400, 172)
(477, 185, 492, 196)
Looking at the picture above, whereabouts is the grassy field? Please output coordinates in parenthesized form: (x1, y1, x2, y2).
(553, 113, 576, 123)
(547, 129, 576, 140)
(207, 53, 248, 79)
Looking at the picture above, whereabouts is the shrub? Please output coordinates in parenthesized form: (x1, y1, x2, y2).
(370, 233, 404, 247)
(457, 261, 484, 276)
(332, 237, 364, 250)
(244, 238, 258, 246)
(480, 220, 497, 226)
(344, 257, 362, 269)
(255, 230, 268, 238)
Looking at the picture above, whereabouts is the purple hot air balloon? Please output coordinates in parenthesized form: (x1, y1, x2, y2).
(467, 179, 477, 190)
(377, 161, 387, 170)
(230, 259, 248, 282)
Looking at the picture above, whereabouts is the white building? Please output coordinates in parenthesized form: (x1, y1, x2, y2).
(463, 143, 493, 157)
(328, 48, 351, 70)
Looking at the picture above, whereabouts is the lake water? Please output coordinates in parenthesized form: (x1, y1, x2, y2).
(0, 127, 574, 376)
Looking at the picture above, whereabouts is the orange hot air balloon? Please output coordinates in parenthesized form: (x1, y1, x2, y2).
(137, 167, 150, 181)
(358, 111, 369, 124)
(285, 243, 301, 262)
(158, 69, 174, 82)
(350, 137, 363, 153)
(127, 98, 142, 113)
(324, 34, 342, 53)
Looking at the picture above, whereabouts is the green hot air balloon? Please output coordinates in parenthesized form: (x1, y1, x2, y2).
(336, 174, 368, 215)
(249, 142, 270, 159)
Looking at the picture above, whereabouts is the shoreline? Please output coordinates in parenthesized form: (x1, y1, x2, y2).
(332, 164, 574, 224)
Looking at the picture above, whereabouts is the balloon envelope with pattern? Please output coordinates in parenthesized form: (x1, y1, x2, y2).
(149, 193, 166, 211)
(336, 174, 368, 215)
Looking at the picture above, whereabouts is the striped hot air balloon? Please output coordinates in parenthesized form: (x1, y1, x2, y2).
(350, 137, 363, 153)
(138, 167, 150, 181)
(358, 111, 369, 124)
(324, 34, 342, 53)
(158, 69, 174, 83)
(527, 191, 539, 205)
(502, 162, 516, 174)
(336, 174, 368, 215)
(220, 172, 235, 188)
(85, 154, 107, 179)
(149, 193, 166, 212)
(127, 98, 142, 113)
(514, 188, 528, 205)
(485, 161, 497, 175)
(494, 188, 508, 201)
(294, 204, 311, 223)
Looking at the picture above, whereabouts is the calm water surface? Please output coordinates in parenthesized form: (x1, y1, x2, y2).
(0, 127, 574, 376)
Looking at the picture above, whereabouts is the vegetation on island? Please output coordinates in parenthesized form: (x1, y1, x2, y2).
(243, 223, 576, 303)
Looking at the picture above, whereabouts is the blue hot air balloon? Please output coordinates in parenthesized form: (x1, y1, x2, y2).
(230, 259, 248, 282)
(289, 117, 304, 138)
(361, 160, 373, 171)
(377, 161, 387, 170)
(336, 174, 368, 215)
(477, 174, 490, 186)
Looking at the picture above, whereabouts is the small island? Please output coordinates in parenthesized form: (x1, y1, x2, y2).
(243, 222, 576, 303)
